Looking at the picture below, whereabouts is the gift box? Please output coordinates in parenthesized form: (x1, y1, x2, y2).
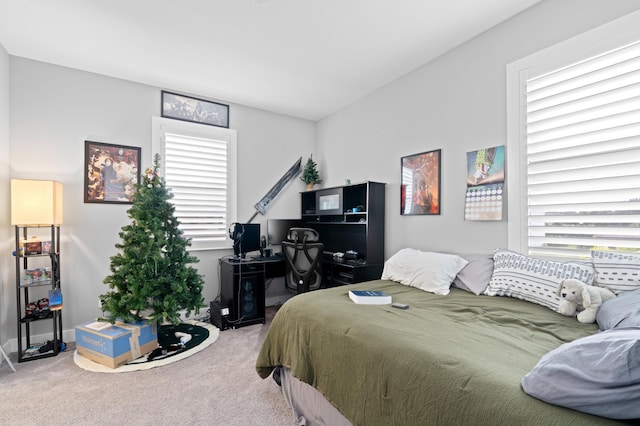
(19, 239, 52, 255)
(22, 267, 51, 285)
(75, 320, 158, 368)
(24, 240, 43, 255)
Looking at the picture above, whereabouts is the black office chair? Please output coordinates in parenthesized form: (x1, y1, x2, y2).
(282, 228, 323, 293)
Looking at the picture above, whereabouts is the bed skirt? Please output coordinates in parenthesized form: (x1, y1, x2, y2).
(278, 366, 352, 426)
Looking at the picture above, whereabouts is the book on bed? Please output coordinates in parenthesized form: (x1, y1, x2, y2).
(348, 290, 391, 304)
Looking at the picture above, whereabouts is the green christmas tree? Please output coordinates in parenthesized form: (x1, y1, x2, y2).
(300, 155, 322, 186)
(100, 154, 204, 325)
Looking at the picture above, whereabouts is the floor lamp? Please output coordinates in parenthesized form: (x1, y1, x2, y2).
(5, 179, 63, 370)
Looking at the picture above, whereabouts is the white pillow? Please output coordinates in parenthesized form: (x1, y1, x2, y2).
(591, 250, 640, 295)
(381, 248, 468, 295)
(483, 249, 595, 312)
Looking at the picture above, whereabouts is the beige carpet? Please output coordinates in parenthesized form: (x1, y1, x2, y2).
(74, 321, 219, 373)
(0, 307, 292, 425)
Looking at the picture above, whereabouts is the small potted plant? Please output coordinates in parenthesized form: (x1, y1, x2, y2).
(301, 155, 322, 191)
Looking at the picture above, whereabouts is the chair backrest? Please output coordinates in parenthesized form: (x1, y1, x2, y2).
(282, 228, 323, 293)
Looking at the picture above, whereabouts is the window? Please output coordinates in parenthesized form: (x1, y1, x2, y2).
(152, 117, 237, 251)
(507, 11, 640, 259)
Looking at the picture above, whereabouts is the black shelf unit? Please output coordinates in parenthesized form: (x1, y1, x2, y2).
(301, 181, 386, 286)
(14, 225, 62, 362)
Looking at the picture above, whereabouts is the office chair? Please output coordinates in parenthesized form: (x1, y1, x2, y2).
(282, 227, 323, 293)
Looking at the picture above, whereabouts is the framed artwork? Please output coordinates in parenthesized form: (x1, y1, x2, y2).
(84, 141, 141, 204)
(465, 145, 505, 221)
(161, 90, 229, 128)
(401, 149, 441, 215)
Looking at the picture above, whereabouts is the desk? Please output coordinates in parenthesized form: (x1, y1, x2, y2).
(219, 255, 382, 328)
(322, 257, 384, 287)
(219, 256, 285, 328)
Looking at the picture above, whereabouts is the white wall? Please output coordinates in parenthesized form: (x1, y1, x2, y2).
(5, 0, 640, 348)
(0, 42, 11, 352)
(316, 0, 640, 258)
(7, 58, 314, 346)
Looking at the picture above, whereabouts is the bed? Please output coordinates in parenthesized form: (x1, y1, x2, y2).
(256, 249, 640, 425)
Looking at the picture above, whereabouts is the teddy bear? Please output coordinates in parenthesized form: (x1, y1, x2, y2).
(556, 279, 616, 323)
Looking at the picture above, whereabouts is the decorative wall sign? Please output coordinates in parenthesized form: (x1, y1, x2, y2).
(465, 145, 505, 221)
(401, 149, 441, 215)
(161, 90, 229, 128)
(84, 141, 141, 204)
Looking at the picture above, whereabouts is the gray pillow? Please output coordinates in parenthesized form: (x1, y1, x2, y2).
(597, 287, 640, 331)
(452, 256, 494, 295)
(521, 328, 640, 420)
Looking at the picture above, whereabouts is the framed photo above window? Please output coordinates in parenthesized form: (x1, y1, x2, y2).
(401, 149, 441, 215)
(161, 90, 229, 128)
(84, 141, 141, 204)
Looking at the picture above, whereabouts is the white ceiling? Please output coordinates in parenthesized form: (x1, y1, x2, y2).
(0, 0, 541, 121)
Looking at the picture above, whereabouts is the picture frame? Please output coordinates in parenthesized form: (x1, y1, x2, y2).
(84, 141, 141, 204)
(161, 90, 229, 128)
(465, 145, 505, 221)
(401, 149, 441, 215)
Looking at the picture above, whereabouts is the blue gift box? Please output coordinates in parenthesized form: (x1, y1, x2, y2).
(75, 320, 158, 368)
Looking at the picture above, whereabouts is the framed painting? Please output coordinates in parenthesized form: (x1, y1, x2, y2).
(84, 141, 141, 204)
(161, 90, 229, 128)
(401, 149, 441, 215)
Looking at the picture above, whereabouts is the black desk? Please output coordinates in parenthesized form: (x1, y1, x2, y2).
(322, 256, 384, 287)
(219, 256, 285, 328)
(218, 254, 382, 328)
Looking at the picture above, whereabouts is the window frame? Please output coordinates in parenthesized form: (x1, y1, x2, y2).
(506, 10, 640, 258)
(152, 116, 237, 251)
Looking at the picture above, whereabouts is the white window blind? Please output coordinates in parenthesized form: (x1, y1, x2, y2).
(525, 40, 640, 258)
(152, 117, 237, 251)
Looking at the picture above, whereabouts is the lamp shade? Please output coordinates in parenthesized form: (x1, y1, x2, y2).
(11, 179, 63, 225)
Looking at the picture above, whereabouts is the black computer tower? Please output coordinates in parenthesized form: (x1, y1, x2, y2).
(219, 260, 266, 328)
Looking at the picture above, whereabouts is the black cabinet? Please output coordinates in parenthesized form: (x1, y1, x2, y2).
(301, 181, 385, 285)
(14, 225, 62, 362)
(219, 259, 268, 328)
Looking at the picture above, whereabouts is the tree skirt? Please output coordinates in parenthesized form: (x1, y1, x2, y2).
(74, 320, 219, 373)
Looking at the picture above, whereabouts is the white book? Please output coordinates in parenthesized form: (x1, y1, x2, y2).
(84, 321, 113, 331)
(349, 290, 392, 305)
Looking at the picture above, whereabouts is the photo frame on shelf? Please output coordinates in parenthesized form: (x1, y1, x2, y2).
(161, 90, 229, 128)
(84, 141, 141, 204)
(401, 149, 441, 215)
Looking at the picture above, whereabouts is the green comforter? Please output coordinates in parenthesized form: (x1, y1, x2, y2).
(256, 280, 627, 425)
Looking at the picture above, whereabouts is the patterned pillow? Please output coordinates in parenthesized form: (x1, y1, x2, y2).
(483, 249, 595, 312)
(591, 250, 640, 295)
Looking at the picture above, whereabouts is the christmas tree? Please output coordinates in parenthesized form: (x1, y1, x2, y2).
(300, 155, 322, 186)
(101, 154, 204, 325)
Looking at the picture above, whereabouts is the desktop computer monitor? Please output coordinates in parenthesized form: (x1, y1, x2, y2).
(231, 223, 261, 258)
(267, 219, 304, 247)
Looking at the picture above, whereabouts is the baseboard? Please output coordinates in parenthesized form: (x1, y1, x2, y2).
(4, 328, 76, 354)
